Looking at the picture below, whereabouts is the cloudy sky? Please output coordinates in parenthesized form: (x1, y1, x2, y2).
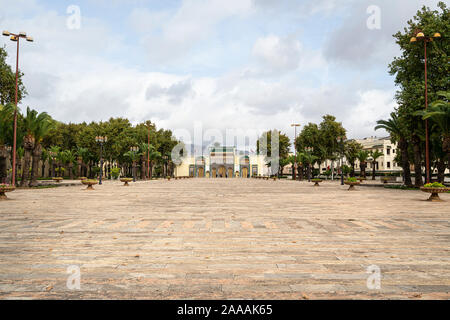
(0, 0, 440, 149)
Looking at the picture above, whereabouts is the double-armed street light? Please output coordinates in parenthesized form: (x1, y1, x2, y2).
(2, 30, 33, 186)
(130, 146, 139, 182)
(95, 136, 108, 185)
(291, 123, 301, 181)
(410, 31, 441, 184)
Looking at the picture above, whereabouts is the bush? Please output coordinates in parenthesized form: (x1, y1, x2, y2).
(424, 182, 445, 188)
(111, 167, 120, 180)
(346, 177, 357, 183)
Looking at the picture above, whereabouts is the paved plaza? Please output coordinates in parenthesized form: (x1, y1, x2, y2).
(0, 178, 449, 299)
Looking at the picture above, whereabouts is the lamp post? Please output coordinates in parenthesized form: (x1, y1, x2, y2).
(410, 31, 441, 184)
(2, 30, 33, 186)
(291, 123, 300, 181)
(338, 135, 346, 185)
(147, 126, 150, 180)
(305, 147, 314, 182)
(95, 136, 107, 185)
(130, 146, 139, 182)
(49, 151, 57, 177)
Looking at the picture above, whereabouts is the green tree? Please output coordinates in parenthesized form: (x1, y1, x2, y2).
(344, 140, 363, 177)
(375, 112, 413, 186)
(257, 129, 291, 176)
(0, 103, 16, 183)
(356, 150, 370, 178)
(318, 115, 346, 176)
(369, 150, 384, 181)
(0, 46, 27, 105)
(389, 2, 449, 186)
(20, 107, 52, 187)
(29, 114, 54, 186)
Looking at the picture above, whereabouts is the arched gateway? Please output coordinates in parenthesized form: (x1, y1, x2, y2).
(175, 146, 266, 178)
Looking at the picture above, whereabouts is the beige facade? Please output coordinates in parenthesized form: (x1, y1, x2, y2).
(174, 146, 270, 178)
(353, 136, 401, 172)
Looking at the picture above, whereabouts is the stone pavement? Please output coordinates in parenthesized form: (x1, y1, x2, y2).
(0, 178, 449, 299)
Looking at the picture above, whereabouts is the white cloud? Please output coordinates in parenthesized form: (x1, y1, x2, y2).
(252, 35, 302, 73)
(0, 0, 407, 149)
(344, 89, 396, 139)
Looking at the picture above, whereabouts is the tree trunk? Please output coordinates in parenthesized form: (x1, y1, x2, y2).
(437, 158, 445, 183)
(20, 135, 35, 187)
(298, 165, 303, 181)
(0, 146, 7, 184)
(41, 160, 46, 178)
(361, 162, 366, 178)
(29, 144, 42, 187)
(140, 156, 146, 180)
(149, 162, 153, 179)
(372, 161, 376, 180)
(69, 163, 73, 180)
(412, 135, 423, 187)
(398, 138, 412, 186)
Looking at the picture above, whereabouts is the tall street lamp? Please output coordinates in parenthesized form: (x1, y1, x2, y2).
(291, 123, 300, 181)
(95, 136, 107, 185)
(338, 135, 346, 185)
(147, 126, 150, 179)
(130, 146, 139, 182)
(2, 30, 33, 186)
(410, 31, 441, 184)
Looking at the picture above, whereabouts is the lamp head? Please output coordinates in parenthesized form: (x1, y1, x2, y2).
(416, 32, 425, 38)
(410, 37, 417, 43)
(2, 30, 10, 36)
(26, 36, 33, 42)
(19, 31, 26, 37)
(433, 32, 441, 38)
(10, 35, 18, 42)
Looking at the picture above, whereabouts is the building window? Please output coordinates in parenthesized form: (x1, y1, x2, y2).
(393, 149, 396, 154)
(387, 162, 391, 168)
(386, 148, 390, 155)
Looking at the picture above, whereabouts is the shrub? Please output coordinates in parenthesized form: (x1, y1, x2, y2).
(424, 182, 445, 188)
(346, 177, 357, 183)
(111, 167, 120, 180)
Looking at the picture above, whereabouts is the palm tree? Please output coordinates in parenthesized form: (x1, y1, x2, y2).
(138, 143, 149, 180)
(40, 148, 49, 178)
(124, 149, 141, 180)
(20, 107, 42, 187)
(59, 150, 76, 180)
(356, 150, 370, 178)
(344, 140, 363, 177)
(0, 103, 15, 183)
(416, 91, 449, 159)
(147, 144, 161, 179)
(29, 114, 53, 187)
(75, 147, 90, 177)
(302, 152, 318, 180)
(369, 150, 384, 180)
(49, 146, 61, 178)
(375, 112, 413, 186)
